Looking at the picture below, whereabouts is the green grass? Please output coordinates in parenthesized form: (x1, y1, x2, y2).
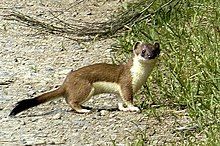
(115, 0, 220, 145)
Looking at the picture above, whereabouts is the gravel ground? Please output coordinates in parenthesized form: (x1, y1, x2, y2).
(0, 0, 192, 145)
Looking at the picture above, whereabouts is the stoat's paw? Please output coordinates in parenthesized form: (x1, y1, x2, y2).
(118, 103, 140, 112)
(128, 106, 140, 112)
(118, 103, 125, 111)
(76, 109, 91, 113)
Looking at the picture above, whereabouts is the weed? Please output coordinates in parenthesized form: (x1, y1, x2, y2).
(115, 0, 220, 145)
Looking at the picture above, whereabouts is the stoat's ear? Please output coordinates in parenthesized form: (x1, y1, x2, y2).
(154, 42, 160, 50)
(154, 42, 160, 56)
(133, 41, 142, 55)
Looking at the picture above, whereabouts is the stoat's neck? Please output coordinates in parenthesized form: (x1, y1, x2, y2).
(130, 55, 157, 93)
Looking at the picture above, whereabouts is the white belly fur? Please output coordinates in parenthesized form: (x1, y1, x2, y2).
(92, 82, 121, 95)
(130, 56, 157, 93)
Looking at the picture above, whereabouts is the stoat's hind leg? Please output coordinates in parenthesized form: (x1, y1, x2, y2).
(65, 79, 94, 113)
(69, 103, 91, 113)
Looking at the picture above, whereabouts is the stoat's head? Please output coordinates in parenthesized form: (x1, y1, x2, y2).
(133, 42, 160, 63)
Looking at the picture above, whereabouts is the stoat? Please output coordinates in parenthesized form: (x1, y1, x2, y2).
(9, 42, 160, 116)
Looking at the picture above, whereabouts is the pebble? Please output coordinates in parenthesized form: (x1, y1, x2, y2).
(52, 113, 62, 120)
(25, 139, 46, 145)
(99, 110, 109, 116)
(27, 90, 36, 97)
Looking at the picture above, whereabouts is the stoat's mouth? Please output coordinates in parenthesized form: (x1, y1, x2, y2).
(137, 55, 155, 64)
(140, 52, 159, 60)
(147, 52, 159, 60)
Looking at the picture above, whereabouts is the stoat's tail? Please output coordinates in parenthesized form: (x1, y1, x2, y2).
(9, 86, 65, 116)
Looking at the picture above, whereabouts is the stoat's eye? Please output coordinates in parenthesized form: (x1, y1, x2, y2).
(141, 50, 146, 57)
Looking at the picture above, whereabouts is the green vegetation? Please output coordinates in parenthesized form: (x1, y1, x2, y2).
(116, 0, 220, 145)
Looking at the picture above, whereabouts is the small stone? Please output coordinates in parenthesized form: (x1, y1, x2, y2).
(100, 110, 109, 116)
(53, 113, 62, 120)
(25, 139, 46, 145)
(24, 140, 34, 146)
(27, 90, 36, 97)
(14, 58, 18, 62)
(20, 121, 26, 125)
(49, 141, 55, 145)
(45, 66, 54, 72)
(31, 118, 39, 122)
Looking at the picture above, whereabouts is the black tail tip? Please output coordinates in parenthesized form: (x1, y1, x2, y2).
(8, 112, 16, 118)
(9, 111, 16, 117)
(9, 98, 40, 117)
(9, 103, 21, 117)
(9, 102, 23, 117)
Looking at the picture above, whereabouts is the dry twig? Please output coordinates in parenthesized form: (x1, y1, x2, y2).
(3, 0, 177, 40)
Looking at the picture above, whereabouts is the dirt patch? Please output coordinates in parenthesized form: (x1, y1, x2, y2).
(0, 0, 191, 145)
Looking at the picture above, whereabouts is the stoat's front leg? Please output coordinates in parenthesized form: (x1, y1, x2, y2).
(118, 85, 140, 112)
